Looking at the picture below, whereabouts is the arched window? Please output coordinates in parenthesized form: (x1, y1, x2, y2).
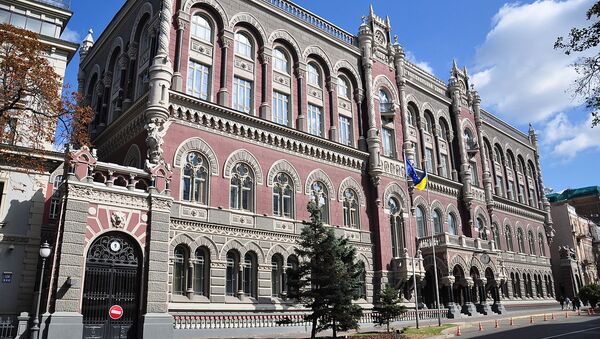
(230, 163, 254, 211)
(528, 230, 536, 255)
(191, 14, 212, 42)
(337, 76, 350, 99)
(378, 89, 393, 114)
(182, 152, 208, 204)
(193, 247, 209, 297)
(505, 225, 514, 251)
(243, 252, 257, 298)
(226, 250, 239, 296)
(389, 197, 404, 257)
(307, 63, 321, 87)
(538, 233, 546, 256)
(492, 223, 501, 250)
(424, 112, 433, 134)
(173, 245, 187, 295)
(234, 32, 252, 58)
(477, 217, 487, 240)
(310, 181, 329, 224)
(357, 261, 367, 299)
(407, 105, 417, 126)
(273, 48, 289, 74)
(464, 129, 474, 146)
(286, 255, 299, 294)
(447, 212, 458, 236)
(273, 173, 294, 218)
(433, 209, 443, 234)
(342, 189, 360, 228)
(271, 254, 284, 297)
(416, 206, 426, 238)
(517, 228, 525, 253)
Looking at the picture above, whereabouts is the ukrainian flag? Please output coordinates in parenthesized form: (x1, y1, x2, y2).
(406, 159, 428, 191)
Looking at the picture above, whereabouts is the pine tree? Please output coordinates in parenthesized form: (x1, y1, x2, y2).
(373, 286, 406, 332)
(287, 201, 364, 338)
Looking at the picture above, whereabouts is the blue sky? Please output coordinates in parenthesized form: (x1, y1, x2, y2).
(61, 0, 599, 193)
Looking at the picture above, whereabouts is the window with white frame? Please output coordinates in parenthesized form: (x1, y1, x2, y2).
(272, 91, 289, 125)
(307, 63, 320, 87)
(226, 250, 239, 296)
(272, 173, 293, 218)
(388, 197, 404, 257)
(182, 152, 208, 204)
(173, 245, 187, 295)
(193, 247, 209, 297)
(470, 161, 479, 186)
(416, 206, 426, 238)
(381, 127, 394, 157)
(433, 209, 443, 234)
(273, 48, 289, 74)
(233, 77, 252, 113)
(229, 163, 254, 211)
(338, 116, 352, 146)
(186, 60, 210, 100)
(505, 225, 514, 251)
(243, 252, 258, 298)
(447, 212, 457, 235)
(477, 217, 487, 240)
(49, 175, 63, 220)
(234, 32, 252, 58)
(337, 77, 350, 98)
(191, 15, 212, 42)
(342, 188, 359, 228)
(271, 254, 284, 297)
(310, 181, 328, 224)
(425, 148, 434, 173)
(440, 154, 449, 178)
(308, 104, 322, 136)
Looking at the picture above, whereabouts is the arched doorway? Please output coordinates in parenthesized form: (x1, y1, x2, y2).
(82, 232, 142, 339)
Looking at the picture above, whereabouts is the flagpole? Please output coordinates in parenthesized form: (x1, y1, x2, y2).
(404, 148, 420, 329)
(426, 183, 442, 326)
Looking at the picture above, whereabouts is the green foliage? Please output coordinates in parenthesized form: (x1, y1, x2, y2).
(555, 1, 600, 127)
(287, 201, 364, 338)
(373, 286, 406, 332)
(578, 284, 600, 307)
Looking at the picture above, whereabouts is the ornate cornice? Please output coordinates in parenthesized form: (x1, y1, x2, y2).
(494, 196, 546, 223)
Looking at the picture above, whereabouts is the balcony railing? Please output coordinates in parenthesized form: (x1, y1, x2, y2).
(418, 233, 495, 252)
(260, 0, 356, 46)
(34, 0, 71, 10)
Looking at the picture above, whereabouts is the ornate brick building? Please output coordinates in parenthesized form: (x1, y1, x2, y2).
(42, 1, 556, 338)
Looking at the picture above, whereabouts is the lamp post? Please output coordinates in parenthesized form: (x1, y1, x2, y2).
(30, 241, 52, 339)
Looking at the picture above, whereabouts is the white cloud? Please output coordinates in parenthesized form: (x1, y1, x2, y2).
(405, 50, 434, 75)
(471, 0, 595, 124)
(60, 27, 80, 43)
(541, 112, 600, 159)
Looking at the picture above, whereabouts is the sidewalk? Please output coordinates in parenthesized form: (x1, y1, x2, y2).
(176, 304, 572, 338)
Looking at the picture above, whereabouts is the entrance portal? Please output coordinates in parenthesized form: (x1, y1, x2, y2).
(82, 232, 141, 339)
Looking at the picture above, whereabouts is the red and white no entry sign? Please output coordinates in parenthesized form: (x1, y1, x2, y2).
(109, 305, 124, 320)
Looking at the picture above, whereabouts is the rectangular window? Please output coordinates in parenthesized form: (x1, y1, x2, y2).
(307, 104, 322, 137)
(49, 176, 63, 220)
(470, 161, 479, 186)
(440, 154, 449, 178)
(41, 21, 57, 37)
(233, 77, 252, 113)
(381, 128, 394, 157)
(272, 91, 289, 125)
(519, 184, 525, 203)
(0, 9, 9, 23)
(338, 116, 352, 146)
(25, 18, 42, 33)
(10, 13, 26, 28)
(508, 180, 515, 199)
(186, 60, 210, 100)
(496, 176, 503, 196)
(425, 148, 434, 173)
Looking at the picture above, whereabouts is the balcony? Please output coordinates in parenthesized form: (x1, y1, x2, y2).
(417, 233, 495, 252)
(379, 103, 396, 117)
(34, 0, 71, 10)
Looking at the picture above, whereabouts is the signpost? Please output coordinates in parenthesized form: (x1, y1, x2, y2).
(109, 305, 123, 320)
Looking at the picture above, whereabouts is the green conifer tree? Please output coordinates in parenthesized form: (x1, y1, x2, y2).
(373, 286, 406, 332)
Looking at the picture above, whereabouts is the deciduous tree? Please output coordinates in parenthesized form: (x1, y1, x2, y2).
(555, 1, 600, 127)
(0, 23, 92, 169)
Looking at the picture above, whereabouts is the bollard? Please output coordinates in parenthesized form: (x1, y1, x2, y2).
(479, 322, 484, 331)
(455, 326, 462, 336)
(565, 311, 569, 318)
(530, 315, 534, 324)
(552, 313, 556, 320)
(495, 319, 499, 328)
(509, 317, 514, 326)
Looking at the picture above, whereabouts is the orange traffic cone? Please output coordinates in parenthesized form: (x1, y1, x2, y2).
(544, 314, 548, 321)
(530, 315, 534, 324)
(495, 319, 499, 328)
(509, 317, 514, 326)
(456, 326, 462, 336)
(479, 322, 484, 331)
(552, 313, 556, 320)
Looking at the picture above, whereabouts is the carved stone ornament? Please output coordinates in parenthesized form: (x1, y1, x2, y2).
(145, 119, 171, 168)
(110, 211, 127, 228)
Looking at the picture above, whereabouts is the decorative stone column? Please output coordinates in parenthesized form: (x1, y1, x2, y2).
(294, 62, 307, 131)
(259, 47, 272, 119)
(461, 277, 477, 316)
(448, 76, 473, 204)
(476, 278, 491, 315)
(326, 75, 338, 142)
(171, 10, 189, 91)
(217, 31, 233, 106)
(442, 276, 461, 318)
(354, 88, 366, 151)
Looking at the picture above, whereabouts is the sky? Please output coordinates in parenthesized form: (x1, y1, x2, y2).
(60, 0, 600, 193)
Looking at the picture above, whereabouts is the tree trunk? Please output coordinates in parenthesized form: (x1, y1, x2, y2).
(332, 317, 337, 338)
(311, 317, 317, 339)
(387, 321, 390, 332)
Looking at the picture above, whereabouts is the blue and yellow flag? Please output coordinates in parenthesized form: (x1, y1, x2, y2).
(406, 159, 427, 190)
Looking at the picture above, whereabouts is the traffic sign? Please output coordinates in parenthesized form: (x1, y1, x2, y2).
(109, 305, 123, 320)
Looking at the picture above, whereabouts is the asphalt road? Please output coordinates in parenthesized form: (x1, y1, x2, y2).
(456, 314, 600, 338)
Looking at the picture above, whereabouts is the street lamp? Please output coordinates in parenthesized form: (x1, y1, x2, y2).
(30, 241, 52, 339)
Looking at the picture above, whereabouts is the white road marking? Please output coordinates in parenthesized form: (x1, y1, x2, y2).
(539, 325, 600, 339)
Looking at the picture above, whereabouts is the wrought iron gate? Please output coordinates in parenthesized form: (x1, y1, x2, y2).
(82, 233, 141, 339)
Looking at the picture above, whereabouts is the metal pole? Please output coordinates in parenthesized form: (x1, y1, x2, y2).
(30, 257, 46, 339)
(412, 255, 419, 329)
(426, 183, 442, 326)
